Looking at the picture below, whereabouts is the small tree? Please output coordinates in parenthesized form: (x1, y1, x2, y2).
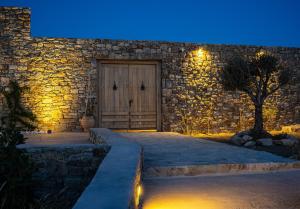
(219, 53, 290, 137)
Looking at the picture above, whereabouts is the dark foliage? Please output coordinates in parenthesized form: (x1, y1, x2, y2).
(0, 127, 26, 147)
(0, 80, 37, 209)
(0, 145, 36, 209)
(219, 53, 290, 137)
(1, 80, 36, 130)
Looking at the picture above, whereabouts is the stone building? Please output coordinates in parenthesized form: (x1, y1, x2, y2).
(0, 7, 299, 133)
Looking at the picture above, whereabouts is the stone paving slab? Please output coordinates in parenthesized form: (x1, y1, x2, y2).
(119, 132, 295, 167)
(142, 170, 300, 209)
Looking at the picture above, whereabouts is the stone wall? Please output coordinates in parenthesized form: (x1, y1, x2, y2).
(0, 7, 31, 117)
(1, 7, 300, 133)
(19, 144, 109, 208)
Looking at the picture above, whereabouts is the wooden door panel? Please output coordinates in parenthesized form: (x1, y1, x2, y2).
(101, 64, 129, 128)
(129, 64, 157, 129)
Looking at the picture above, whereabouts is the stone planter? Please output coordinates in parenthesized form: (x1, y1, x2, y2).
(80, 116, 95, 132)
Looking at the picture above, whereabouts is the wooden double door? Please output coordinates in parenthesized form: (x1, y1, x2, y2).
(98, 62, 160, 130)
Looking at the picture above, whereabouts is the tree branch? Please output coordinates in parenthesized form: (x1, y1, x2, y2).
(242, 87, 256, 102)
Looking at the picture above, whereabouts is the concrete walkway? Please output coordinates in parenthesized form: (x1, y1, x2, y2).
(119, 132, 299, 177)
(119, 132, 295, 168)
(25, 132, 90, 145)
(143, 170, 300, 209)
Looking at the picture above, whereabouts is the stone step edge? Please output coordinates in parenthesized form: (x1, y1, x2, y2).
(143, 161, 300, 178)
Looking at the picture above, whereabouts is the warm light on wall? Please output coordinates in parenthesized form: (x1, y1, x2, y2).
(174, 47, 217, 134)
(197, 48, 204, 58)
(143, 192, 221, 209)
(256, 50, 266, 57)
(137, 184, 143, 197)
(184, 48, 213, 87)
(24, 42, 83, 131)
(193, 48, 210, 61)
(27, 83, 71, 131)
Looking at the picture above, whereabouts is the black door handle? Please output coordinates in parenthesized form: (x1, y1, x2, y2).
(129, 99, 133, 107)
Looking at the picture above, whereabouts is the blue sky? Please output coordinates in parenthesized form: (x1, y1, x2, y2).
(1, 0, 300, 47)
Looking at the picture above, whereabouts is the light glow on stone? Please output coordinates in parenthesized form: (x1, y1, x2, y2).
(143, 192, 221, 209)
(197, 48, 204, 58)
(256, 50, 266, 57)
(24, 43, 83, 131)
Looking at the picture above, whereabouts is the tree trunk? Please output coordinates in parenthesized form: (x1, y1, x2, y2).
(253, 103, 263, 135)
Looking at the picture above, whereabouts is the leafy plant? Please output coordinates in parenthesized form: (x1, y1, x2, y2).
(0, 127, 26, 147)
(1, 80, 36, 130)
(0, 80, 37, 209)
(219, 52, 290, 138)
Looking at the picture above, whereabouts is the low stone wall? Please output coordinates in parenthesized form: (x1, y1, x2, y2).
(73, 129, 143, 209)
(17, 144, 109, 208)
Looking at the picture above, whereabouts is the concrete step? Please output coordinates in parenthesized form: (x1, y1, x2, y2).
(144, 161, 300, 178)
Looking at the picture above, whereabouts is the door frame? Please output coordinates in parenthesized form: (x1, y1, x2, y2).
(96, 59, 162, 131)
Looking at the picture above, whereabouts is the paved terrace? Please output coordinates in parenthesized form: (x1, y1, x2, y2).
(118, 132, 295, 170)
(26, 131, 295, 168)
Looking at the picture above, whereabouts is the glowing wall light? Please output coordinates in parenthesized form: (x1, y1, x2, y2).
(197, 48, 204, 58)
(135, 184, 143, 208)
(256, 50, 266, 58)
(193, 48, 210, 62)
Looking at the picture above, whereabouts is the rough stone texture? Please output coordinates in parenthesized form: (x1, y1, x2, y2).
(257, 138, 273, 146)
(18, 145, 109, 201)
(243, 140, 256, 147)
(282, 124, 300, 132)
(1, 7, 300, 132)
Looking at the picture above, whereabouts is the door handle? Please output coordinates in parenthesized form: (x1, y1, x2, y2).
(141, 81, 145, 91)
(113, 81, 118, 91)
(129, 99, 133, 107)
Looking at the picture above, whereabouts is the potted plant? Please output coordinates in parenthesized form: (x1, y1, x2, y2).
(80, 72, 95, 132)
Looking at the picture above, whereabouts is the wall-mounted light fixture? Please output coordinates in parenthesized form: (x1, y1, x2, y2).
(256, 50, 266, 58)
(197, 48, 204, 58)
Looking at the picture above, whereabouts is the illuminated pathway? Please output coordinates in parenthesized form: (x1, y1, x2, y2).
(118, 132, 300, 208)
(119, 132, 295, 176)
(142, 170, 300, 209)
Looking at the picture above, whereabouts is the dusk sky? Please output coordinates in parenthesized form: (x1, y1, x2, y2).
(1, 0, 300, 47)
